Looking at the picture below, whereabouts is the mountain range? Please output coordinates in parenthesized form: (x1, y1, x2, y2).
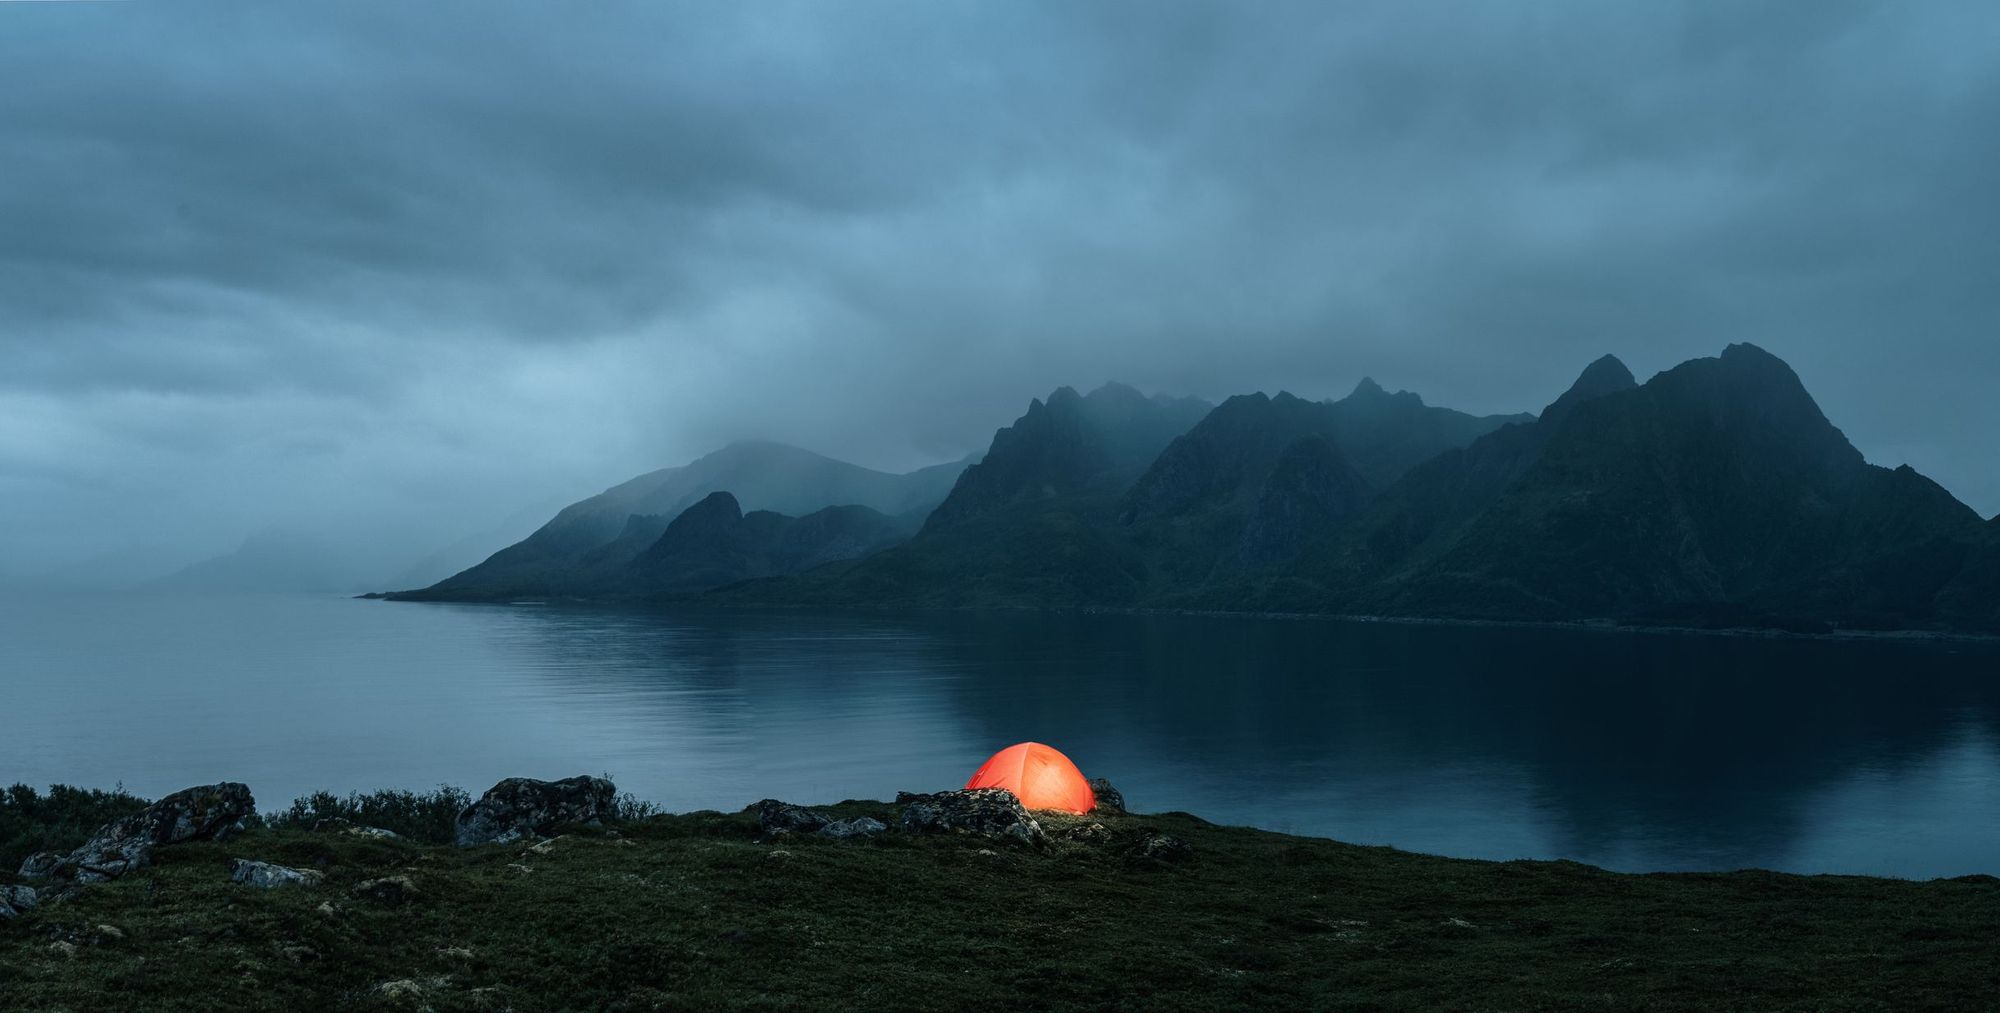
(390, 440, 974, 600)
(385, 345, 2000, 636)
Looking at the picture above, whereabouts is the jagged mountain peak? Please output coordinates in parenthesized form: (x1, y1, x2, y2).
(1084, 380, 1144, 402)
(1339, 377, 1426, 409)
(1646, 342, 1859, 472)
(1720, 341, 1785, 367)
(1541, 354, 1637, 425)
(668, 490, 743, 528)
(922, 382, 1210, 532)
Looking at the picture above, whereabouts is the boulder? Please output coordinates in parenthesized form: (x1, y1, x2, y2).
(898, 788, 1047, 847)
(16, 853, 61, 881)
(1057, 821, 1113, 845)
(19, 782, 255, 883)
(1087, 778, 1127, 815)
(0, 885, 37, 921)
(817, 816, 887, 840)
(454, 776, 616, 847)
(752, 799, 833, 835)
(1131, 832, 1194, 863)
(230, 859, 324, 889)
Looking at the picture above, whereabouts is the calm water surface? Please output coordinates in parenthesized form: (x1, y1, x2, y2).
(3, 592, 1997, 879)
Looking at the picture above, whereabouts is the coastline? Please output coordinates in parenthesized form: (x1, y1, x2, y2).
(6, 787, 1996, 1010)
(363, 589, 2000, 646)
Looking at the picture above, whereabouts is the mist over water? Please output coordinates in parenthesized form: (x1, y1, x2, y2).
(4, 592, 1995, 879)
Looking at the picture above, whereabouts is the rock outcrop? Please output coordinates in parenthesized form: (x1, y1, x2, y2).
(898, 788, 1047, 847)
(308, 816, 398, 840)
(817, 816, 887, 840)
(751, 799, 834, 835)
(0, 885, 37, 920)
(17, 782, 254, 883)
(454, 776, 617, 847)
(1131, 832, 1194, 863)
(230, 859, 324, 889)
(1087, 778, 1127, 815)
(312, 817, 399, 839)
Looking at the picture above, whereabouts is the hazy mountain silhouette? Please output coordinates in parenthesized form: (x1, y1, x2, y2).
(27, 543, 207, 592)
(922, 382, 1210, 533)
(771, 383, 1213, 607)
(1320, 354, 1641, 587)
(1323, 344, 1986, 629)
(621, 492, 913, 594)
(1119, 380, 1527, 584)
(395, 348, 2000, 634)
(148, 528, 399, 594)
(385, 497, 571, 590)
(396, 441, 972, 599)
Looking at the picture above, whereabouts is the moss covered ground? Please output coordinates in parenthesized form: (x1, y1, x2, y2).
(3, 797, 1997, 1011)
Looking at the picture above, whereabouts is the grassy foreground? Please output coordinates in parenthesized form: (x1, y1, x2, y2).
(3, 795, 1998, 1011)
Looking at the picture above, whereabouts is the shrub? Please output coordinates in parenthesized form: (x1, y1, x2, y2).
(0, 783, 151, 873)
(264, 785, 473, 844)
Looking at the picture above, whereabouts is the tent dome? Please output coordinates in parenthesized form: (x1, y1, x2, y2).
(964, 742, 1096, 814)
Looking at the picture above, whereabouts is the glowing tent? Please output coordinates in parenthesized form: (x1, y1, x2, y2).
(964, 741, 1097, 813)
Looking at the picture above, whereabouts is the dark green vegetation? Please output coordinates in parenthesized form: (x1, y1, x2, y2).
(262, 787, 477, 845)
(6, 786, 1998, 1011)
(0, 785, 148, 876)
(387, 345, 2000, 635)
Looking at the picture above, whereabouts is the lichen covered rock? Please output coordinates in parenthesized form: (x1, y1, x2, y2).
(230, 858, 324, 888)
(0, 884, 37, 920)
(1087, 778, 1127, 815)
(898, 788, 1047, 847)
(18, 782, 255, 883)
(1057, 821, 1113, 845)
(1131, 832, 1194, 863)
(752, 799, 833, 835)
(454, 776, 616, 847)
(312, 817, 399, 839)
(817, 816, 887, 840)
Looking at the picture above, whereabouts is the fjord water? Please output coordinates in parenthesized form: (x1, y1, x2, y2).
(4, 593, 1997, 879)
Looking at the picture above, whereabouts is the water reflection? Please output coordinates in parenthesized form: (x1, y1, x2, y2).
(3, 592, 1995, 878)
(484, 605, 2000, 877)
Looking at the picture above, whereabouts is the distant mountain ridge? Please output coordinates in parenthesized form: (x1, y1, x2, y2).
(923, 383, 1211, 533)
(393, 441, 973, 600)
(385, 351, 2000, 636)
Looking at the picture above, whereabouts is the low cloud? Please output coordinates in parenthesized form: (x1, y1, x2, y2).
(3, 1, 1996, 576)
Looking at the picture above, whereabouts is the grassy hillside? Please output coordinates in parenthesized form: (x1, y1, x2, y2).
(4, 791, 1996, 1011)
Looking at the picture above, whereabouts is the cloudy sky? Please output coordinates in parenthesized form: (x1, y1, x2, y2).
(3, 1, 1996, 580)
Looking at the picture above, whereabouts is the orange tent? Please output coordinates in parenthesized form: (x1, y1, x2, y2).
(965, 741, 1096, 813)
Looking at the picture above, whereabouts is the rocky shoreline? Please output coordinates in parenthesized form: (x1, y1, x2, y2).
(4, 775, 1169, 921)
(5, 775, 1996, 1010)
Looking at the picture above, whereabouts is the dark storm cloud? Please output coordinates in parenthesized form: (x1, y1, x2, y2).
(2, 1, 1996, 576)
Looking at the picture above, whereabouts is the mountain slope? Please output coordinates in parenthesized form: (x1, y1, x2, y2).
(730, 383, 1211, 608)
(1325, 354, 1639, 585)
(623, 493, 912, 594)
(923, 383, 1209, 532)
(1117, 380, 1529, 585)
(402, 442, 971, 598)
(385, 497, 570, 591)
(1123, 383, 1530, 526)
(1356, 344, 1986, 625)
(1236, 435, 1372, 567)
(1930, 517, 2000, 634)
